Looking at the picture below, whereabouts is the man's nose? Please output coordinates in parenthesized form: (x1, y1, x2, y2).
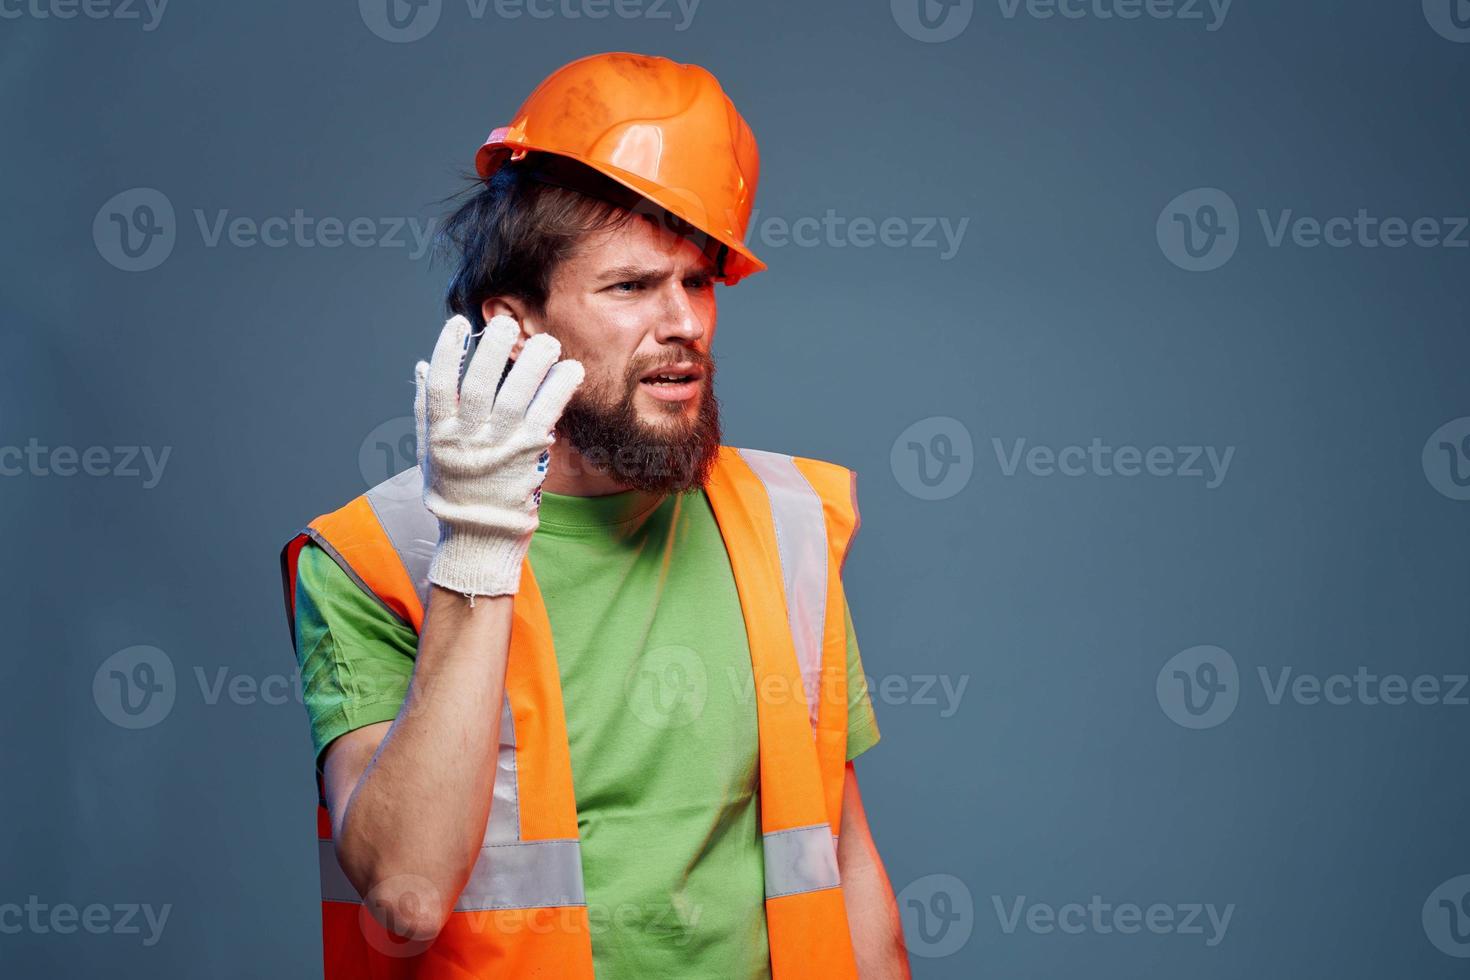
(653, 281, 706, 345)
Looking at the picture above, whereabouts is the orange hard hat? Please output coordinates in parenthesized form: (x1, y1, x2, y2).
(474, 52, 766, 285)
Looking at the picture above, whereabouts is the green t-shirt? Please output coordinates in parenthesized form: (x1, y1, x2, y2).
(291, 484, 879, 980)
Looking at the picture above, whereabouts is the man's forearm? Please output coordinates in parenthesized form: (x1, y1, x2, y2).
(838, 762, 911, 978)
(841, 842, 911, 978)
(331, 585, 512, 935)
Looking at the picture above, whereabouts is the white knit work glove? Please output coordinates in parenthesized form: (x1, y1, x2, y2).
(414, 314, 584, 598)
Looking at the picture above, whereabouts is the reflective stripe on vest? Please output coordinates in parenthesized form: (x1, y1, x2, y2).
(736, 448, 830, 733)
(336, 453, 840, 900)
(281, 445, 860, 978)
(316, 695, 588, 912)
(352, 453, 836, 734)
(762, 823, 840, 899)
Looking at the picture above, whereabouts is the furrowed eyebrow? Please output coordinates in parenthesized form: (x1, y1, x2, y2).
(595, 261, 717, 285)
(595, 265, 661, 285)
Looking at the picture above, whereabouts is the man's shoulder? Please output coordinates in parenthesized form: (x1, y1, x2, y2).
(725, 446, 857, 507)
(723, 446, 860, 550)
(724, 445, 854, 481)
(296, 466, 432, 536)
(282, 465, 434, 590)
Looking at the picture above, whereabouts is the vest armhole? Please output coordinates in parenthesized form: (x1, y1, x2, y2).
(300, 529, 416, 633)
(788, 455, 860, 573)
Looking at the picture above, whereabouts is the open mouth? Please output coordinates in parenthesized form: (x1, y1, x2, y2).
(640, 372, 699, 387)
(638, 364, 704, 401)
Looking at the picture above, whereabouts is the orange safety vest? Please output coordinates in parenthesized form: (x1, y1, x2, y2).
(279, 446, 862, 978)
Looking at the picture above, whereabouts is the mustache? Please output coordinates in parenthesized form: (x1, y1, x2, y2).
(626, 352, 715, 382)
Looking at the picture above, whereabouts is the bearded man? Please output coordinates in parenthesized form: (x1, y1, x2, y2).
(280, 51, 909, 980)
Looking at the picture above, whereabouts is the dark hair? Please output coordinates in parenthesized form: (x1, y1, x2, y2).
(437, 153, 722, 329)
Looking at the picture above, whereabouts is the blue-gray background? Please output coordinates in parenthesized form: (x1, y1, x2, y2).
(3, 0, 1468, 976)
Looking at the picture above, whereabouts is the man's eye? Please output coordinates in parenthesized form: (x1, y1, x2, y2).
(612, 281, 642, 293)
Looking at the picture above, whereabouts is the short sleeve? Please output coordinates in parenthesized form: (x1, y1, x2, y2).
(292, 540, 418, 771)
(844, 599, 881, 761)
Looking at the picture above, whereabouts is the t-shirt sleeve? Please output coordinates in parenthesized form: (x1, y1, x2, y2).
(293, 540, 419, 771)
(844, 598, 881, 761)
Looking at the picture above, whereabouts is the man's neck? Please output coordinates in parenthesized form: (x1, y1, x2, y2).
(540, 442, 635, 497)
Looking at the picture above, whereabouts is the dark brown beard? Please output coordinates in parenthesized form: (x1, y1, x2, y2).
(554, 357, 722, 494)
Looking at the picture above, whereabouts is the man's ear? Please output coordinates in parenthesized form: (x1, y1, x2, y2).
(480, 297, 539, 360)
